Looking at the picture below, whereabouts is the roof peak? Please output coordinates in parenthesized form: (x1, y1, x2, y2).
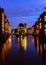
(44, 7, 46, 12)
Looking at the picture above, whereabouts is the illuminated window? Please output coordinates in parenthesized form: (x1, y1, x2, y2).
(44, 24, 46, 34)
(2, 21, 4, 28)
(36, 29, 39, 34)
(2, 12, 4, 20)
(44, 16, 46, 21)
(39, 23, 42, 29)
(44, 28, 46, 34)
(44, 44, 46, 50)
(2, 12, 4, 29)
(37, 25, 39, 28)
(40, 18, 41, 21)
(5, 23, 8, 29)
(44, 24, 46, 28)
(2, 27, 4, 33)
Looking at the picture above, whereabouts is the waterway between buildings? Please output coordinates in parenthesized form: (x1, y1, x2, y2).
(1, 35, 46, 65)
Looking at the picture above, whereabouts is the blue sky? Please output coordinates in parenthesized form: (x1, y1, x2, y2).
(0, 0, 46, 29)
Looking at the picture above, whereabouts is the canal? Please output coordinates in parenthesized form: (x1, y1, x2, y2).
(1, 35, 45, 65)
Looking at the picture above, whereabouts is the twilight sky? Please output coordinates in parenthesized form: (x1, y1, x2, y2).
(0, 0, 46, 29)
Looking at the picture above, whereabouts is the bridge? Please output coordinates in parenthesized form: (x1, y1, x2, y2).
(8, 33, 38, 37)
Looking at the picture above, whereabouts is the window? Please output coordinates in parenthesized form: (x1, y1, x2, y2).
(2, 12, 4, 28)
(44, 28, 46, 35)
(44, 44, 46, 50)
(39, 23, 42, 29)
(40, 18, 41, 21)
(37, 25, 39, 28)
(44, 16, 46, 21)
(44, 24, 46, 28)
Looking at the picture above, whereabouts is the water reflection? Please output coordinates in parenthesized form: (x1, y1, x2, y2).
(2, 35, 11, 64)
(31, 36, 34, 45)
(34, 35, 46, 65)
(1, 35, 46, 65)
(36, 36, 39, 53)
(18, 36, 27, 50)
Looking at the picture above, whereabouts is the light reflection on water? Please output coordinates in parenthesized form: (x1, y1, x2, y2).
(18, 36, 27, 50)
(1, 35, 43, 65)
(2, 35, 11, 63)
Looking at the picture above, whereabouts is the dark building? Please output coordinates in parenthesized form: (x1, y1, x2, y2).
(0, 8, 11, 51)
(18, 23, 27, 35)
(0, 7, 11, 36)
(33, 8, 46, 60)
(0, 8, 4, 35)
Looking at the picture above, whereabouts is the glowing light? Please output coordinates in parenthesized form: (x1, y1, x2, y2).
(2, 36, 11, 63)
(44, 44, 46, 50)
(36, 37, 39, 53)
(44, 24, 46, 28)
(18, 36, 27, 50)
(44, 16, 46, 21)
(18, 37, 20, 48)
(22, 37, 27, 50)
(44, 28, 46, 34)
(44, 8, 46, 12)
(39, 23, 42, 29)
(2, 45, 5, 63)
(40, 44, 42, 55)
(37, 25, 39, 28)
(40, 18, 41, 21)
(31, 38, 34, 44)
(36, 29, 39, 34)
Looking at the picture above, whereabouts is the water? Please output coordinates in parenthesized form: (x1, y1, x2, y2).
(1, 35, 44, 65)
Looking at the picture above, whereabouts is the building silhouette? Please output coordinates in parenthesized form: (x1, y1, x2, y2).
(31, 8, 46, 63)
(18, 23, 27, 35)
(0, 7, 11, 50)
(27, 8, 46, 59)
